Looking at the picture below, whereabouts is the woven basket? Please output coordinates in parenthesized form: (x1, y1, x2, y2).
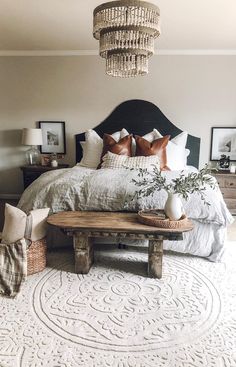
(138, 210, 189, 229)
(27, 238, 47, 275)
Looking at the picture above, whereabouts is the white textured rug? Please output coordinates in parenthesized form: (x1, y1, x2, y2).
(0, 243, 236, 367)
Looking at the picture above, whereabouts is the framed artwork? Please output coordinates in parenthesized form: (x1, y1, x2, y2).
(39, 121, 66, 154)
(210, 127, 236, 161)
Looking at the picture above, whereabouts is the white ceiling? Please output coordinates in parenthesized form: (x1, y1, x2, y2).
(0, 0, 236, 53)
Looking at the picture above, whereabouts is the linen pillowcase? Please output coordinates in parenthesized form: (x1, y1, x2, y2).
(135, 135, 170, 171)
(165, 143, 190, 171)
(79, 130, 102, 169)
(2, 205, 27, 244)
(142, 129, 161, 142)
(154, 130, 190, 170)
(110, 128, 129, 142)
(101, 151, 160, 170)
(1, 204, 50, 244)
(79, 128, 129, 169)
(25, 208, 50, 241)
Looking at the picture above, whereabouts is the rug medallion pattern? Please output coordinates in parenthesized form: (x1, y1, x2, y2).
(0, 245, 235, 367)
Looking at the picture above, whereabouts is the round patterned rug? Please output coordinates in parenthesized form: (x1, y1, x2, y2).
(0, 243, 236, 367)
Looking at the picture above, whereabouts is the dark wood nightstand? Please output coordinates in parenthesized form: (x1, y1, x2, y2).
(213, 171, 236, 215)
(20, 164, 70, 189)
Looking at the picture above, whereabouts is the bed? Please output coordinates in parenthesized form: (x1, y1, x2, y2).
(75, 99, 200, 167)
(18, 99, 233, 261)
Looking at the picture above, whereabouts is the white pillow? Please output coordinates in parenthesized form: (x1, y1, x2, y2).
(153, 130, 190, 170)
(142, 129, 160, 142)
(111, 128, 129, 141)
(171, 131, 188, 146)
(166, 143, 190, 170)
(26, 208, 50, 241)
(79, 128, 129, 169)
(1, 204, 50, 244)
(2, 205, 27, 244)
(79, 130, 103, 169)
(124, 129, 160, 155)
(101, 151, 160, 170)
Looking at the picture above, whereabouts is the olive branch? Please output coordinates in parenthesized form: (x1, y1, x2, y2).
(131, 165, 217, 206)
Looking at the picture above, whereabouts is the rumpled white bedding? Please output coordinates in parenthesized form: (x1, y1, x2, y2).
(18, 166, 234, 262)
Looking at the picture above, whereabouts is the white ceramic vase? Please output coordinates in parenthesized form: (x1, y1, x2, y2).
(51, 159, 58, 168)
(164, 192, 184, 221)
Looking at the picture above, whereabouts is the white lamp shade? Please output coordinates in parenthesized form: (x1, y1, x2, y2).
(22, 128, 43, 146)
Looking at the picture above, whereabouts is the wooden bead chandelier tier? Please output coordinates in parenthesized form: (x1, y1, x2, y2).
(93, 0, 161, 77)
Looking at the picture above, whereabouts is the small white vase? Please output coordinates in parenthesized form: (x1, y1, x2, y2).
(164, 193, 184, 221)
(51, 159, 58, 168)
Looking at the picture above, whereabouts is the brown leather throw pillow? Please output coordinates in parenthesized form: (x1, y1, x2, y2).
(98, 134, 133, 168)
(135, 135, 171, 171)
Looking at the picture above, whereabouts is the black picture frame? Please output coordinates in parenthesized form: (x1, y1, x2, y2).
(39, 121, 66, 154)
(210, 126, 236, 161)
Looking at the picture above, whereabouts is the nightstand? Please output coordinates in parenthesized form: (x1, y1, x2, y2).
(213, 171, 236, 215)
(20, 164, 70, 189)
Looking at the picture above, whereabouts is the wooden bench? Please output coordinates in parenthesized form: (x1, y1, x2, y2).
(47, 211, 193, 279)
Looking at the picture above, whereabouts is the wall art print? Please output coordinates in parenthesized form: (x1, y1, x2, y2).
(39, 121, 66, 154)
(210, 127, 236, 161)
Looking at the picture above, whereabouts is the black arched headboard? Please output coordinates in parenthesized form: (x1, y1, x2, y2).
(75, 99, 200, 168)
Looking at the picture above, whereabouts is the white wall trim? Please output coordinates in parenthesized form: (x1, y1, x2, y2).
(0, 194, 21, 200)
(158, 49, 236, 55)
(0, 50, 98, 56)
(1, 49, 236, 57)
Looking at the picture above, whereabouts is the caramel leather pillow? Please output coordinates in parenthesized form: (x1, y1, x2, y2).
(135, 135, 170, 171)
(98, 134, 133, 168)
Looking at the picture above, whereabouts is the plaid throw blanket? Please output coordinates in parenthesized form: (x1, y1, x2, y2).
(0, 239, 27, 297)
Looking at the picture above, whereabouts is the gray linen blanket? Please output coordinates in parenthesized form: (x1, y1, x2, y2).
(18, 166, 234, 261)
(0, 239, 27, 297)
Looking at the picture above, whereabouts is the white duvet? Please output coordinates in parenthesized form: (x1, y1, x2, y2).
(18, 166, 234, 262)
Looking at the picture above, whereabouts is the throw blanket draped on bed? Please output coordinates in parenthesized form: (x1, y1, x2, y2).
(0, 239, 27, 297)
(18, 166, 234, 261)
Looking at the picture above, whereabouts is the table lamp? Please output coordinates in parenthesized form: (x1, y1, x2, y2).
(22, 128, 43, 165)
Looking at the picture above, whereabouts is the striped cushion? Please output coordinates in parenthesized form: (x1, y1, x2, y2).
(101, 151, 160, 170)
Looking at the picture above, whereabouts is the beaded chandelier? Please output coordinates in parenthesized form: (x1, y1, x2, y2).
(93, 0, 161, 77)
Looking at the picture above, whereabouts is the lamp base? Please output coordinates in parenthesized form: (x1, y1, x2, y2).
(26, 146, 41, 165)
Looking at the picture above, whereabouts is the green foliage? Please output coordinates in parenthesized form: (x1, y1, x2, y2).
(132, 165, 217, 206)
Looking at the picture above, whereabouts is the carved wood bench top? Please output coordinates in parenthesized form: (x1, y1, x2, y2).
(47, 211, 193, 238)
(47, 211, 194, 278)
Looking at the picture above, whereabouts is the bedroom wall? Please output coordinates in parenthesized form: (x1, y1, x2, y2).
(0, 55, 236, 195)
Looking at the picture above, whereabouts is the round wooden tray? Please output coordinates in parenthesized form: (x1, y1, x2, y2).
(138, 209, 189, 229)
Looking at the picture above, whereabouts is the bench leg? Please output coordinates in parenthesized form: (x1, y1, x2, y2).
(73, 234, 94, 274)
(148, 239, 163, 278)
